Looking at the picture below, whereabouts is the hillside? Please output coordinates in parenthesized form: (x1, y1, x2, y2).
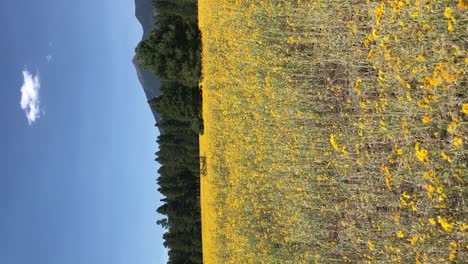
(133, 0, 162, 125)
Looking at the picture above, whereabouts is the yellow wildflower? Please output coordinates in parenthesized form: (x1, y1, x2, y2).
(415, 143, 429, 164)
(449, 241, 459, 261)
(406, 92, 413, 101)
(329, 133, 339, 151)
(382, 165, 393, 190)
(407, 236, 418, 245)
(444, 8, 455, 32)
(440, 68, 456, 83)
(374, 3, 385, 27)
(415, 54, 425, 62)
(422, 116, 432, 124)
(422, 24, 431, 31)
(425, 184, 435, 198)
(441, 152, 453, 163)
(444, 7, 454, 20)
(437, 186, 447, 202)
(453, 137, 463, 148)
(367, 240, 375, 251)
(448, 21, 454, 32)
(458, 0, 468, 9)
(447, 122, 457, 133)
(427, 77, 441, 88)
(359, 101, 366, 109)
(396, 230, 404, 238)
(459, 223, 468, 232)
(416, 256, 421, 264)
(437, 216, 454, 232)
(354, 77, 362, 95)
(402, 192, 410, 199)
(402, 120, 408, 129)
(380, 120, 386, 131)
(429, 218, 436, 225)
(394, 213, 400, 222)
(462, 103, 468, 114)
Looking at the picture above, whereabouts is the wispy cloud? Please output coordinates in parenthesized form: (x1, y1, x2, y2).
(20, 69, 41, 125)
(46, 55, 52, 63)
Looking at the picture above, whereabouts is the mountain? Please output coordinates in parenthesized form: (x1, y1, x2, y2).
(133, 0, 162, 126)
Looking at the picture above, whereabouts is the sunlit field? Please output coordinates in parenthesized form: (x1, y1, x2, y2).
(199, 1, 467, 263)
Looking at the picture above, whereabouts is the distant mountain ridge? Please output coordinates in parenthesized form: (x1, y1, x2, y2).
(133, 0, 162, 126)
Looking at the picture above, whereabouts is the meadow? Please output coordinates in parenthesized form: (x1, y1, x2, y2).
(199, 1, 467, 263)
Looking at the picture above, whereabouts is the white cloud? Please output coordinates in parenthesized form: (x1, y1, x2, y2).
(20, 69, 41, 125)
(46, 55, 52, 63)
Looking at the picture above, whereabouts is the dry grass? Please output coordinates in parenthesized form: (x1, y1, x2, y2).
(199, 1, 467, 263)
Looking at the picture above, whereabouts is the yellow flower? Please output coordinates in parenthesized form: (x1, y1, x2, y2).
(449, 241, 459, 261)
(444, 7, 455, 32)
(367, 240, 375, 251)
(440, 68, 456, 83)
(444, 7, 454, 20)
(429, 218, 436, 225)
(458, 0, 468, 9)
(422, 116, 432, 123)
(374, 2, 385, 26)
(402, 192, 410, 199)
(416, 256, 421, 264)
(415, 54, 425, 62)
(453, 137, 463, 148)
(462, 103, 468, 114)
(459, 223, 468, 232)
(396, 230, 404, 238)
(438, 216, 454, 232)
(329, 133, 339, 151)
(407, 236, 418, 245)
(448, 20, 454, 32)
(441, 152, 453, 163)
(415, 143, 429, 164)
(382, 165, 393, 190)
(425, 184, 435, 198)
(447, 122, 457, 133)
(354, 77, 362, 95)
(426, 76, 442, 87)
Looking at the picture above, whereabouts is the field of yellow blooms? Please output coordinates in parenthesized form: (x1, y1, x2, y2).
(199, 0, 467, 263)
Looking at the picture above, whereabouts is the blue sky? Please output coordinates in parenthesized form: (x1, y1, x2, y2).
(0, 0, 167, 263)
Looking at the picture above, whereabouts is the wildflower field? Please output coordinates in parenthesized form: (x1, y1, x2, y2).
(199, 0, 467, 263)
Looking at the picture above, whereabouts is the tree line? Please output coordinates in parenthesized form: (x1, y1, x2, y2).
(135, 0, 203, 263)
